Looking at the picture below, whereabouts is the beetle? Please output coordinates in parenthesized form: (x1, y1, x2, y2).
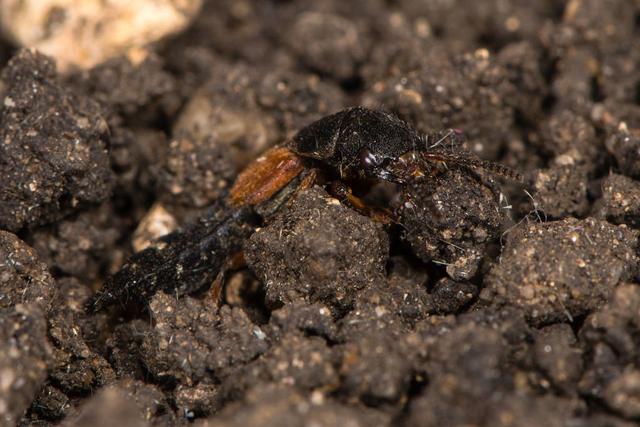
(89, 106, 521, 311)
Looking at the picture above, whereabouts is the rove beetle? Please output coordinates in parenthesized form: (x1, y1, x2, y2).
(90, 107, 521, 311)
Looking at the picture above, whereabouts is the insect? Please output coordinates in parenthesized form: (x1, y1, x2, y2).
(89, 107, 521, 311)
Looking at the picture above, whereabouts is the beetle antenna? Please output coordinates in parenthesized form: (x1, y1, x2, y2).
(422, 151, 523, 182)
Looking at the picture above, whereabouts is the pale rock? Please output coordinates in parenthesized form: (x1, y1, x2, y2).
(0, 0, 202, 71)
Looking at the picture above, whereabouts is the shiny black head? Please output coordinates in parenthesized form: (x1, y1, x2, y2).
(291, 107, 423, 181)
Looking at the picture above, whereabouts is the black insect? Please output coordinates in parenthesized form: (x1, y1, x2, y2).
(291, 107, 520, 184)
(89, 107, 521, 311)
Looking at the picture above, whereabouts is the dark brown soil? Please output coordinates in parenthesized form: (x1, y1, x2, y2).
(2, 1, 640, 426)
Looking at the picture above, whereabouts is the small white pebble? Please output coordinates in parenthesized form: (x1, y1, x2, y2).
(253, 326, 266, 340)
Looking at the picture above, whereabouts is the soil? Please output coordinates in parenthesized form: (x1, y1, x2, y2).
(1, 1, 640, 426)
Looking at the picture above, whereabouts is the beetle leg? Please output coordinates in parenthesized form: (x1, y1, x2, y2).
(327, 181, 395, 224)
(209, 251, 247, 307)
(297, 168, 318, 192)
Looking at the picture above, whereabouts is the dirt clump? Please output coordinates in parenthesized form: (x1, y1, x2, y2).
(399, 168, 507, 280)
(141, 291, 269, 386)
(245, 186, 389, 312)
(0, 50, 112, 232)
(483, 217, 638, 326)
(0, 230, 56, 310)
(594, 173, 640, 227)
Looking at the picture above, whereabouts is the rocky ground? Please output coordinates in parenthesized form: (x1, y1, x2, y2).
(1, 1, 640, 426)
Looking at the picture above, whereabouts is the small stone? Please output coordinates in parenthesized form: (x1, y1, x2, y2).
(132, 203, 178, 252)
(0, 0, 203, 72)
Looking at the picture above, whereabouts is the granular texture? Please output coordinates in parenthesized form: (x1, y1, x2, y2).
(483, 218, 639, 326)
(0, 50, 112, 231)
(2, 1, 640, 425)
